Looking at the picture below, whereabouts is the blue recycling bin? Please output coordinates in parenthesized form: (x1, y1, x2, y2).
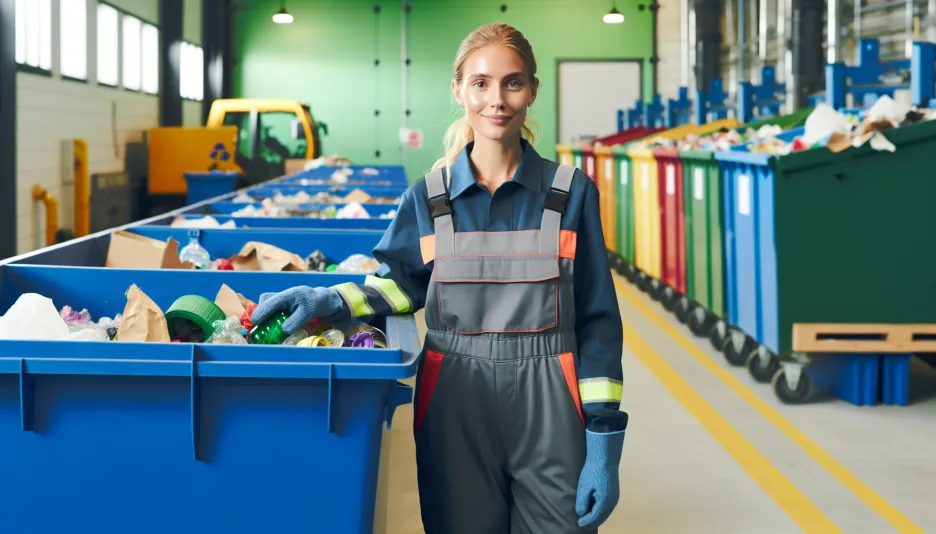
(0, 264, 419, 534)
(283, 165, 410, 187)
(146, 212, 395, 231)
(206, 201, 399, 218)
(11, 228, 386, 271)
(246, 183, 407, 199)
(184, 171, 243, 205)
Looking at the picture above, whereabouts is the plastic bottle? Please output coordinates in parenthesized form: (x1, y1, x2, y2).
(248, 311, 290, 345)
(179, 230, 211, 269)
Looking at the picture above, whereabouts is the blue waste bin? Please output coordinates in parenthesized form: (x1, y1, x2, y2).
(147, 213, 395, 231)
(207, 201, 399, 218)
(283, 165, 410, 187)
(0, 264, 419, 534)
(12, 228, 386, 271)
(184, 171, 243, 205)
(246, 183, 407, 199)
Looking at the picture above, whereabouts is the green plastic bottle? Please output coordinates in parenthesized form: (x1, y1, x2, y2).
(248, 312, 290, 344)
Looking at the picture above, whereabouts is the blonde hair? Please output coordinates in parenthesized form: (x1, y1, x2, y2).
(432, 22, 539, 173)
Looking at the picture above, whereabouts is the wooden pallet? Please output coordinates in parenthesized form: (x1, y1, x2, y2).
(792, 323, 936, 353)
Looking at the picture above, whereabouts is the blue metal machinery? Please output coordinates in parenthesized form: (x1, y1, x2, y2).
(738, 67, 785, 123)
(910, 41, 936, 106)
(665, 87, 693, 128)
(643, 94, 665, 128)
(695, 78, 731, 124)
(825, 38, 910, 110)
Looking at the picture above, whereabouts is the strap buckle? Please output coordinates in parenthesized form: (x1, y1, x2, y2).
(428, 194, 452, 219)
(543, 187, 569, 214)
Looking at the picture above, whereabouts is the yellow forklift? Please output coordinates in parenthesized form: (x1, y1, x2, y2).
(146, 98, 328, 207)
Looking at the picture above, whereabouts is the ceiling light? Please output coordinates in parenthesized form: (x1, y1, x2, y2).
(604, 6, 624, 23)
(273, 7, 294, 24)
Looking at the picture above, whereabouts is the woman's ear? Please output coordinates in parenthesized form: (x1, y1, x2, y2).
(451, 79, 463, 107)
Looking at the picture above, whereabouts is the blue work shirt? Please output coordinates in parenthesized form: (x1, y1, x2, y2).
(335, 139, 626, 433)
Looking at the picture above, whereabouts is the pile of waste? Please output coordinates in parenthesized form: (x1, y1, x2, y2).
(0, 284, 388, 348)
(229, 199, 395, 219)
(175, 235, 380, 274)
(232, 188, 401, 206)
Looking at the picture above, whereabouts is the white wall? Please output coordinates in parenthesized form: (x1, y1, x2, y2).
(656, 0, 688, 101)
(16, 0, 202, 254)
(182, 0, 203, 127)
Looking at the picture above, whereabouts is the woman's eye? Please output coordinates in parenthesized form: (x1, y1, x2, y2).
(473, 81, 486, 88)
(507, 79, 523, 88)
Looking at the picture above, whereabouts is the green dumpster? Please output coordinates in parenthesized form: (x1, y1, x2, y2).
(680, 149, 725, 339)
(612, 145, 635, 279)
(741, 107, 814, 132)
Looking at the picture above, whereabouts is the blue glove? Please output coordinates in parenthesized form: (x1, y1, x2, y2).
(251, 286, 350, 334)
(576, 429, 626, 529)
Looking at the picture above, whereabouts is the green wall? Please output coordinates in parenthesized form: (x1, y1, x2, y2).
(233, 0, 655, 182)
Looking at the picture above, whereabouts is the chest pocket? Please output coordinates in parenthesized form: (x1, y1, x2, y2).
(434, 254, 559, 334)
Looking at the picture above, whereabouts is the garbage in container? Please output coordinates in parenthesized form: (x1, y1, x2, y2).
(0, 293, 71, 340)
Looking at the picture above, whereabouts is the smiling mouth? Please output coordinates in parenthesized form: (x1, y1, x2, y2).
(483, 115, 513, 123)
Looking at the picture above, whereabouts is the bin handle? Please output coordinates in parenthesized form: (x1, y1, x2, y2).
(385, 381, 414, 430)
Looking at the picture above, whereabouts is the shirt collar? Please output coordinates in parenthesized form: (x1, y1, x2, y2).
(448, 138, 544, 199)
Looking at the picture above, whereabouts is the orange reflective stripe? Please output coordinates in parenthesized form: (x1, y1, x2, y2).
(558, 352, 585, 424)
(559, 230, 577, 260)
(420, 234, 435, 264)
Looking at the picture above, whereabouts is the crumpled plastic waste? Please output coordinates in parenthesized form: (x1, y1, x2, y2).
(348, 332, 374, 348)
(865, 95, 909, 125)
(169, 215, 237, 229)
(306, 250, 329, 271)
(335, 202, 371, 219)
(207, 315, 248, 345)
(60, 305, 92, 330)
(331, 167, 353, 184)
(336, 254, 380, 274)
(0, 293, 70, 340)
(283, 329, 310, 346)
(67, 328, 110, 341)
(361, 167, 380, 176)
(802, 103, 851, 146)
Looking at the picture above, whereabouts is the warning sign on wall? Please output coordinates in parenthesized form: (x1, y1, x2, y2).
(399, 128, 423, 149)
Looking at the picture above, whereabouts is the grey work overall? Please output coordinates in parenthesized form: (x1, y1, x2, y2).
(413, 165, 593, 534)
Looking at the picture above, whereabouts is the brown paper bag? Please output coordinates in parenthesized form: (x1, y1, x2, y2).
(106, 231, 194, 270)
(229, 242, 307, 272)
(214, 284, 254, 318)
(116, 284, 171, 342)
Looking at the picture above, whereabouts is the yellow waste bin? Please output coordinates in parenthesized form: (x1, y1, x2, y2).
(594, 145, 617, 253)
(556, 145, 575, 167)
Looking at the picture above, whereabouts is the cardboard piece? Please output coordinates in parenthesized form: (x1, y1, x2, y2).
(116, 284, 171, 343)
(214, 284, 255, 318)
(230, 242, 308, 272)
(284, 158, 307, 176)
(106, 231, 194, 270)
(341, 188, 372, 204)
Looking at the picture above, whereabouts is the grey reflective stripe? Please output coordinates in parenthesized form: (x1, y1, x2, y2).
(539, 165, 575, 255)
(426, 168, 454, 258)
(435, 254, 560, 282)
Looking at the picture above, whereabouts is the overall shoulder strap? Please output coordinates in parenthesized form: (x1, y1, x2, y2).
(539, 164, 575, 255)
(426, 168, 454, 258)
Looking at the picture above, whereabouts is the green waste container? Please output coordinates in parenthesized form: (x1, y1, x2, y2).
(679, 150, 725, 338)
(741, 107, 814, 132)
(612, 145, 636, 274)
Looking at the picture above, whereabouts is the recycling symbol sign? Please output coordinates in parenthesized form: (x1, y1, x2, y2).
(210, 143, 231, 162)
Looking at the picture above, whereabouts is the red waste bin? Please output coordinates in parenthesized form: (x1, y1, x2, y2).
(653, 149, 687, 296)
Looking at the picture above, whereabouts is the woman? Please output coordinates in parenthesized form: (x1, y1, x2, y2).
(252, 22, 627, 533)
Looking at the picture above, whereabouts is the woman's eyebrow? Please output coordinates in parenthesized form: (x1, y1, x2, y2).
(467, 72, 525, 80)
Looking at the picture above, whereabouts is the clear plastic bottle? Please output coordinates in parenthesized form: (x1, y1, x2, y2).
(179, 230, 211, 269)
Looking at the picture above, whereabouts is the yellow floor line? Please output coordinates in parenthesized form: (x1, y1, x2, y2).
(621, 319, 841, 533)
(614, 278, 926, 534)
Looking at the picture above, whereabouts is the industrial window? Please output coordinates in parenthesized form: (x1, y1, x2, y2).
(97, 3, 119, 86)
(60, 0, 87, 80)
(14, 0, 52, 72)
(180, 42, 204, 101)
(141, 23, 159, 94)
(122, 14, 142, 90)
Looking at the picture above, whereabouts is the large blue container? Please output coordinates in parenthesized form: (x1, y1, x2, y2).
(184, 171, 243, 205)
(246, 183, 407, 199)
(10, 228, 385, 270)
(145, 213, 394, 231)
(207, 201, 398, 217)
(0, 265, 420, 534)
(283, 165, 409, 186)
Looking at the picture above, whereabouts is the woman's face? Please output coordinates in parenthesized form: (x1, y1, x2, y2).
(454, 44, 536, 144)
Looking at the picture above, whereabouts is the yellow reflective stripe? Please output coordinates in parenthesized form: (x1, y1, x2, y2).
(365, 275, 412, 314)
(579, 378, 623, 403)
(332, 282, 373, 317)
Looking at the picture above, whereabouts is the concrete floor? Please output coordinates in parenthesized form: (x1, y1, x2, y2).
(382, 272, 936, 534)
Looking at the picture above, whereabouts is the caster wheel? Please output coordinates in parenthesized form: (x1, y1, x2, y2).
(635, 271, 650, 292)
(720, 329, 755, 367)
(709, 320, 728, 350)
(673, 297, 694, 324)
(647, 279, 663, 301)
(660, 287, 679, 311)
(687, 306, 715, 336)
(746, 345, 780, 383)
(621, 262, 636, 283)
(772, 367, 815, 404)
